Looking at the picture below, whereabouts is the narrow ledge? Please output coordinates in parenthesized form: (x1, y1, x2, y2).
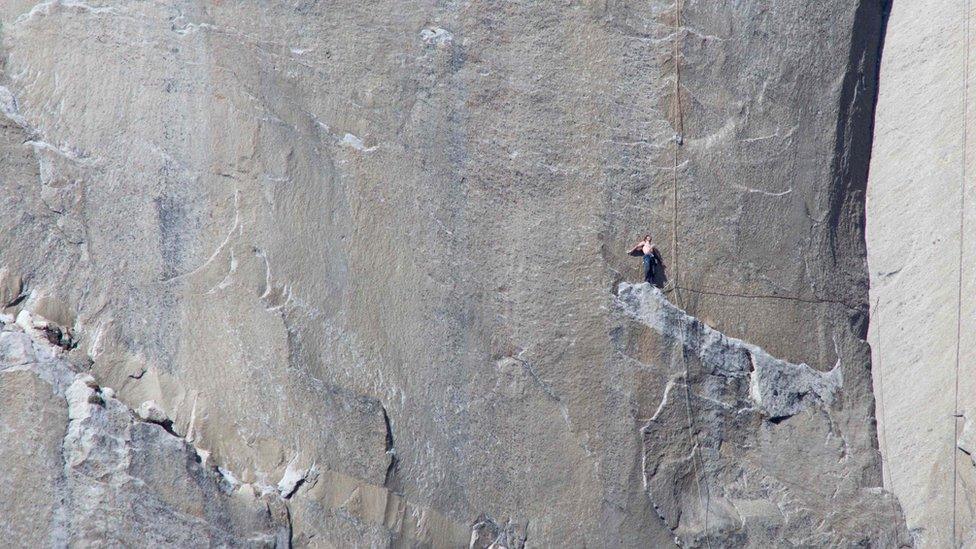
(615, 282, 842, 421)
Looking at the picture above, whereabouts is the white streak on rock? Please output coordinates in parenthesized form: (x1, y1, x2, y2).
(616, 282, 841, 420)
(277, 457, 310, 498)
(733, 184, 793, 197)
(420, 26, 454, 47)
(14, 0, 118, 25)
(136, 400, 168, 424)
(649, 377, 676, 423)
(340, 133, 377, 152)
(25, 140, 95, 166)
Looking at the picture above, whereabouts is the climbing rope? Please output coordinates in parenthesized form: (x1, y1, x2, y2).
(952, 0, 970, 541)
(666, 2, 711, 546)
(668, 0, 685, 311)
(680, 368, 711, 546)
(873, 297, 894, 494)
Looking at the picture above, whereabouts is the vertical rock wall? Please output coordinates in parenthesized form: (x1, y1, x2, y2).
(0, 0, 902, 545)
(867, 0, 976, 545)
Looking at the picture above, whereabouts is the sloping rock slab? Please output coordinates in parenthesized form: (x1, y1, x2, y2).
(615, 283, 910, 547)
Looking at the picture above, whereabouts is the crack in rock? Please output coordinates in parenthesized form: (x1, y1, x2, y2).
(1, 310, 291, 546)
(2, 309, 491, 546)
(469, 514, 528, 549)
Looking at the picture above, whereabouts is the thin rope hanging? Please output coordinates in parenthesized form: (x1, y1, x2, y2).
(667, 0, 685, 309)
(872, 297, 894, 494)
(667, 2, 712, 547)
(952, 0, 971, 542)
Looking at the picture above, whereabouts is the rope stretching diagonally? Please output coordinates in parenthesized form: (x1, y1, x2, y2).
(952, 0, 970, 542)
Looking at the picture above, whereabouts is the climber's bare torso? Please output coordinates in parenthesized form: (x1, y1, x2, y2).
(629, 235, 666, 288)
(630, 238, 660, 261)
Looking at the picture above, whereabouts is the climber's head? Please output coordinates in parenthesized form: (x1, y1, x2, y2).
(644, 234, 651, 242)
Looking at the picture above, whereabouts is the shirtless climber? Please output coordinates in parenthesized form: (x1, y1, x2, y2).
(628, 234, 666, 288)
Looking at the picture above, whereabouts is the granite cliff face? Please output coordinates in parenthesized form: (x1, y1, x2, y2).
(0, 0, 908, 546)
(867, 0, 976, 545)
(0, 311, 290, 546)
(616, 283, 908, 546)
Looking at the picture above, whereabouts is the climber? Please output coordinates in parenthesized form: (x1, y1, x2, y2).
(628, 234, 666, 288)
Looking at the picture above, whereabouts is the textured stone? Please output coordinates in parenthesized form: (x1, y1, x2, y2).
(867, 0, 976, 545)
(136, 399, 170, 424)
(0, 368, 67, 547)
(619, 283, 844, 421)
(0, 330, 35, 366)
(0, 314, 289, 546)
(63, 385, 290, 547)
(616, 283, 910, 547)
(0, 0, 902, 545)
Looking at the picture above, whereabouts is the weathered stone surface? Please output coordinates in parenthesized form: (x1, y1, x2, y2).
(0, 313, 289, 546)
(0, 0, 903, 546)
(867, 0, 976, 545)
(0, 367, 67, 546)
(616, 283, 910, 547)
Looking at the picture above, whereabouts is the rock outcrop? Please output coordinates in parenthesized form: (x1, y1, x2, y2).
(867, 0, 976, 545)
(616, 283, 909, 547)
(0, 0, 906, 546)
(0, 310, 290, 546)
